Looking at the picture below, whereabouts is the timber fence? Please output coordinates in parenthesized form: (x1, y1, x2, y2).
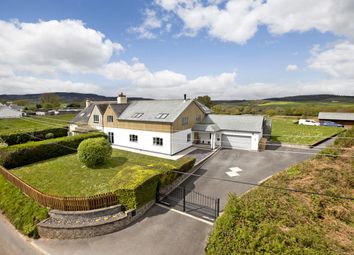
(0, 166, 118, 211)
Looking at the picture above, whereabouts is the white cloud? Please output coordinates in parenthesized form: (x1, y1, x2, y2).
(308, 41, 354, 78)
(0, 75, 100, 94)
(286, 64, 298, 72)
(129, 9, 162, 39)
(153, 0, 354, 43)
(0, 19, 123, 75)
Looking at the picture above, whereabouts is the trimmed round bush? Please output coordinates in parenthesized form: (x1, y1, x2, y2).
(45, 132, 54, 139)
(77, 137, 112, 168)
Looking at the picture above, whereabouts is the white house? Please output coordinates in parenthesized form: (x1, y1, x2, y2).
(0, 104, 23, 119)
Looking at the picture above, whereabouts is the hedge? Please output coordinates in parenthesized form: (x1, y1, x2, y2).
(109, 165, 160, 209)
(0, 174, 48, 238)
(0, 132, 106, 169)
(0, 127, 68, 145)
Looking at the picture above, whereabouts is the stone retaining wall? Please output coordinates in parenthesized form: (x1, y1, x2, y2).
(38, 200, 155, 239)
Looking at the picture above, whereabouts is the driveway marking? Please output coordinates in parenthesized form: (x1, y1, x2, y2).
(156, 204, 214, 226)
(226, 167, 243, 177)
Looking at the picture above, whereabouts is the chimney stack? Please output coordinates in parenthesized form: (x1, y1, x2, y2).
(85, 99, 91, 108)
(184, 94, 187, 101)
(117, 92, 127, 104)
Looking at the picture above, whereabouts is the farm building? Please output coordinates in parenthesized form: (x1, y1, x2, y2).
(318, 112, 354, 128)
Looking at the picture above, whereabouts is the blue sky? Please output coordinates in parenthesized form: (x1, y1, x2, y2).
(0, 0, 353, 99)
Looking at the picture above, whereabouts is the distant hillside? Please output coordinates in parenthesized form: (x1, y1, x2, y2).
(264, 94, 354, 103)
(0, 92, 149, 103)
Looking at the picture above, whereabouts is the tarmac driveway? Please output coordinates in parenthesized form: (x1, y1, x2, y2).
(180, 147, 313, 210)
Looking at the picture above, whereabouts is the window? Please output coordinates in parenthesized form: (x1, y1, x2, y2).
(107, 115, 113, 122)
(187, 133, 191, 142)
(93, 114, 99, 123)
(129, 134, 138, 142)
(155, 113, 169, 119)
(108, 132, 114, 144)
(131, 113, 144, 118)
(182, 116, 189, 126)
(196, 115, 201, 123)
(153, 137, 163, 146)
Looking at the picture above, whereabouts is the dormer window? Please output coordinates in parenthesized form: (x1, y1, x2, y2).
(131, 112, 144, 118)
(155, 113, 169, 119)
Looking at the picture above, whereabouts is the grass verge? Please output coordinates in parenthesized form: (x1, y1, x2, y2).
(0, 174, 48, 238)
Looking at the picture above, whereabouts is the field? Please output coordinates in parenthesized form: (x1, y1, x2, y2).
(206, 130, 354, 254)
(0, 114, 75, 135)
(271, 117, 343, 145)
(11, 149, 192, 197)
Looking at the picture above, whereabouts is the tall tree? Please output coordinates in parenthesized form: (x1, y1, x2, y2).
(196, 95, 213, 108)
(40, 93, 60, 109)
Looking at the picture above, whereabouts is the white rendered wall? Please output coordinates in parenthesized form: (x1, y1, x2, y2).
(171, 129, 193, 154)
(0, 108, 22, 118)
(103, 127, 172, 155)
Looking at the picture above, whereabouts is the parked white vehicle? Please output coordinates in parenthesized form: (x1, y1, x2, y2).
(298, 119, 320, 126)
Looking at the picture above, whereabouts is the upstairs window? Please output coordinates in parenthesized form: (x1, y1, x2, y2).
(155, 113, 169, 119)
(196, 115, 201, 123)
(153, 137, 163, 146)
(129, 134, 138, 142)
(182, 116, 189, 126)
(93, 114, 99, 123)
(107, 115, 113, 122)
(131, 113, 144, 118)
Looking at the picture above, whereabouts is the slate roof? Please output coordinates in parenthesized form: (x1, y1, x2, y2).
(202, 114, 264, 133)
(318, 112, 354, 121)
(69, 104, 95, 124)
(118, 99, 194, 123)
(192, 123, 220, 132)
(194, 101, 212, 114)
(110, 104, 129, 116)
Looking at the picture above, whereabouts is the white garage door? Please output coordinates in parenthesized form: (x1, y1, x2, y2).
(221, 134, 252, 150)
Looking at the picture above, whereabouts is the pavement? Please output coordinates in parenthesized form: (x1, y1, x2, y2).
(33, 205, 212, 255)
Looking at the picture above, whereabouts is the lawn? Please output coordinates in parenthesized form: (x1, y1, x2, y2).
(271, 117, 343, 145)
(11, 149, 192, 197)
(0, 114, 75, 135)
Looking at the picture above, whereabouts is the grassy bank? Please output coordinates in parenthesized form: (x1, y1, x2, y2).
(206, 129, 354, 254)
(0, 174, 48, 238)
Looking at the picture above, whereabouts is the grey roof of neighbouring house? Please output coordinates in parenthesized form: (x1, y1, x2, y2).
(69, 104, 95, 124)
(110, 103, 129, 116)
(318, 112, 354, 121)
(201, 114, 264, 133)
(118, 99, 194, 123)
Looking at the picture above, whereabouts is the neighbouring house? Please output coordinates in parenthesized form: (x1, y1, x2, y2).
(318, 112, 354, 128)
(0, 103, 23, 119)
(69, 93, 267, 155)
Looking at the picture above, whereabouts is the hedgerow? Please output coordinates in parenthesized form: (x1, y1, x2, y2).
(0, 174, 48, 238)
(0, 132, 106, 169)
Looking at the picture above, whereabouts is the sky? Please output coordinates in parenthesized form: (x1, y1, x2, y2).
(0, 0, 354, 99)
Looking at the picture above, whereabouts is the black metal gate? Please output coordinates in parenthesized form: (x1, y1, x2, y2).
(159, 186, 220, 221)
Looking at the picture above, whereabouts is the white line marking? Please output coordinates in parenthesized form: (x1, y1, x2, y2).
(156, 204, 214, 226)
(226, 167, 242, 177)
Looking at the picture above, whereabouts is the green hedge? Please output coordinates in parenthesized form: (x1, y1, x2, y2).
(0, 127, 68, 145)
(0, 132, 106, 169)
(0, 174, 48, 238)
(109, 166, 160, 209)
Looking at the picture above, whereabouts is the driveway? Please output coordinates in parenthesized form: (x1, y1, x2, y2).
(179, 146, 313, 210)
(33, 205, 212, 255)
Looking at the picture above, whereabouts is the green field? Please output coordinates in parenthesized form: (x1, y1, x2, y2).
(11, 149, 191, 197)
(0, 114, 75, 135)
(271, 117, 343, 145)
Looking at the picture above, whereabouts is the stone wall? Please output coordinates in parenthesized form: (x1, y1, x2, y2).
(38, 200, 155, 239)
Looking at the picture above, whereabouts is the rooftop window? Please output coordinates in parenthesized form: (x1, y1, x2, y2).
(155, 113, 169, 119)
(131, 112, 144, 118)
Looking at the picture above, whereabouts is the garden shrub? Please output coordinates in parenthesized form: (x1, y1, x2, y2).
(0, 174, 48, 238)
(77, 137, 112, 168)
(0, 127, 67, 145)
(109, 165, 160, 209)
(0, 132, 106, 169)
(45, 132, 54, 139)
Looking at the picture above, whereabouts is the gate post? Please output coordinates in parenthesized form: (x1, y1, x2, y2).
(182, 186, 186, 212)
(215, 198, 220, 219)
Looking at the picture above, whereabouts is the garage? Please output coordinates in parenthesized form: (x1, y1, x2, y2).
(221, 134, 252, 150)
